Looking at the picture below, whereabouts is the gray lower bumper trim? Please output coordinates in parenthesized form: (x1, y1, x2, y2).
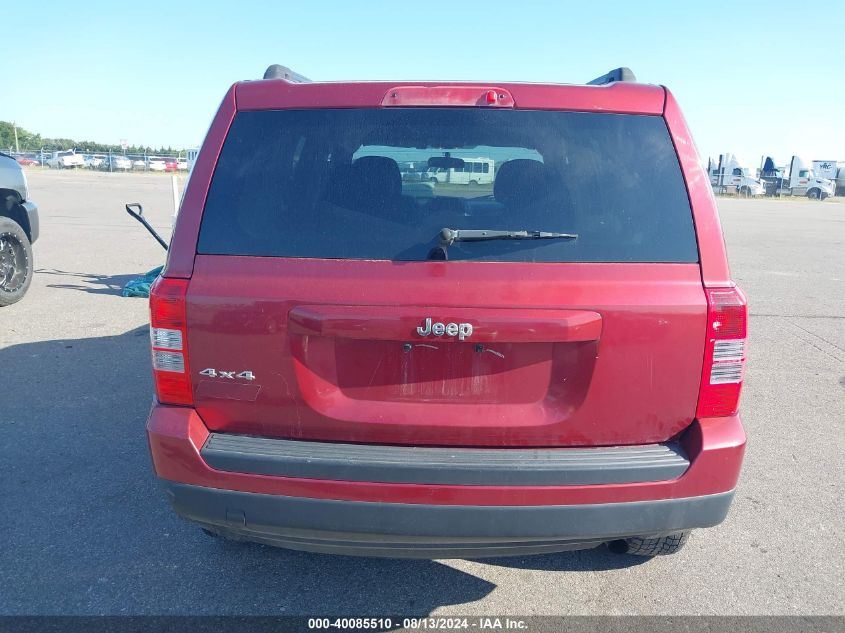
(201, 433, 689, 486)
(164, 482, 734, 558)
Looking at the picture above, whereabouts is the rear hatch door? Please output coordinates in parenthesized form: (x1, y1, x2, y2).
(186, 105, 706, 447)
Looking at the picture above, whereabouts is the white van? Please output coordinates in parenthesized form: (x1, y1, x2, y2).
(427, 158, 495, 186)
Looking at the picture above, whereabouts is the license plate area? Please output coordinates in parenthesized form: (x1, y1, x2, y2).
(334, 339, 552, 403)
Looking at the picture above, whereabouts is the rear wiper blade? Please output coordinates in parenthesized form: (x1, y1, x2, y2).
(427, 227, 578, 260)
(439, 227, 578, 246)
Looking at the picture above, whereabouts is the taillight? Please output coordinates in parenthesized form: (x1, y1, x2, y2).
(149, 277, 192, 406)
(696, 287, 747, 418)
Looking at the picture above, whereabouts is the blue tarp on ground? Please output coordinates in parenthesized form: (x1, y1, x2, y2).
(121, 266, 163, 298)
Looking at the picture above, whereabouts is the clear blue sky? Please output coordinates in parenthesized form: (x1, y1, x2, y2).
(5, 0, 843, 167)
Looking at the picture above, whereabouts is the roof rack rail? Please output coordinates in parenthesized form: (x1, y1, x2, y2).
(587, 67, 636, 86)
(263, 64, 311, 83)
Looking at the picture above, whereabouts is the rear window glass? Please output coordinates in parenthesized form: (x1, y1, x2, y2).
(198, 108, 697, 263)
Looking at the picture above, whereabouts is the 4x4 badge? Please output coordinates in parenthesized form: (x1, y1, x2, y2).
(416, 317, 473, 341)
(199, 368, 256, 380)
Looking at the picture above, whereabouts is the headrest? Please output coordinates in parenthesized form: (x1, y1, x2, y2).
(493, 159, 551, 207)
(346, 156, 402, 210)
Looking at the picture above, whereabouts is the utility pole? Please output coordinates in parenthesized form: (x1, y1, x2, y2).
(13, 122, 19, 154)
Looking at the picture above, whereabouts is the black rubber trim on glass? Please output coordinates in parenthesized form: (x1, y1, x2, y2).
(164, 482, 734, 558)
(201, 433, 689, 486)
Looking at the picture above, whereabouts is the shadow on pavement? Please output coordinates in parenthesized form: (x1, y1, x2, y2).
(35, 268, 143, 296)
(479, 548, 648, 572)
(1, 326, 642, 616)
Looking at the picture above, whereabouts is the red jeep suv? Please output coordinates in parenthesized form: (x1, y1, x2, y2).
(146, 65, 747, 558)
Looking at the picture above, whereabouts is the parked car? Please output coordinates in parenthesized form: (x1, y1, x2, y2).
(146, 65, 747, 559)
(0, 152, 39, 306)
(100, 155, 133, 171)
(400, 166, 425, 182)
(177, 159, 188, 171)
(16, 156, 39, 167)
(85, 154, 106, 169)
(47, 150, 85, 169)
(132, 158, 147, 170)
(148, 156, 167, 172)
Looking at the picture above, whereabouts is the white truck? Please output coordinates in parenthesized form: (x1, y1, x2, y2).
(812, 160, 843, 196)
(838, 163, 845, 196)
(760, 156, 835, 200)
(186, 148, 199, 173)
(707, 154, 765, 196)
(47, 150, 85, 169)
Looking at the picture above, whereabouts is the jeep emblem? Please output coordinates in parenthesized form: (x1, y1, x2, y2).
(416, 317, 473, 340)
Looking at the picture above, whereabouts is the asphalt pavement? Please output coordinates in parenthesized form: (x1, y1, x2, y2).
(1, 170, 843, 615)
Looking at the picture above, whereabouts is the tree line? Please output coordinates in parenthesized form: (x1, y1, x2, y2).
(0, 121, 187, 155)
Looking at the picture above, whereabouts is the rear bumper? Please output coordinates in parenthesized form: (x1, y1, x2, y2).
(200, 433, 691, 486)
(147, 405, 745, 557)
(165, 481, 734, 558)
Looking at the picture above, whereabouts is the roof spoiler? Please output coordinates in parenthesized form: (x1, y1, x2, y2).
(263, 64, 311, 83)
(587, 67, 636, 86)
